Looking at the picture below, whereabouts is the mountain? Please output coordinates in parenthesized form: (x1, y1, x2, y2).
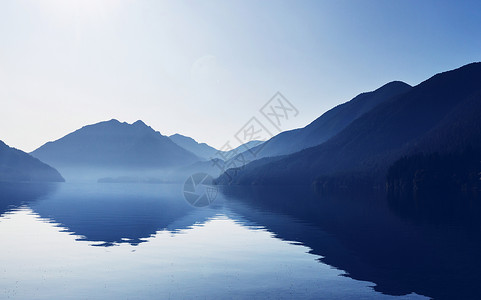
(169, 134, 218, 160)
(218, 62, 481, 186)
(229, 140, 264, 155)
(169, 133, 264, 161)
(386, 89, 481, 195)
(166, 139, 265, 182)
(0, 140, 64, 182)
(31, 119, 200, 181)
(404, 89, 481, 155)
(232, 81, 411, 162)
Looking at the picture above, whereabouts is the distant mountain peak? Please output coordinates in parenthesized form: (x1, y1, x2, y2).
(228, 79, 412, 162)
(386, 80, 409, 85)
(353, 81, 411, 100)
(169, 133, 218, 160)
(170, 133, 193, 140)
(382, 81, 411, 88)
(30, 119, 201, 181)
(133, 120, 147, 127)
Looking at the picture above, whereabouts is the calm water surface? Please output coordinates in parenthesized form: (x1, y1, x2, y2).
(0, 182, 476, 299)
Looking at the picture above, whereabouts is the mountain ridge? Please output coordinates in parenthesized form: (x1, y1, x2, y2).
(0, 140, 64, 182)
(217, 62, 481, 186)
(231, 80, 412, 163)
(31, 119, 201, 181)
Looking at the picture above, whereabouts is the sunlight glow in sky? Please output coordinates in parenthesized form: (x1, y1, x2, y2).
(1, 0, 480, 152)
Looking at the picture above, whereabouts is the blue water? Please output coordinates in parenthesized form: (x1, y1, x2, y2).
(0, 182, 468, 299)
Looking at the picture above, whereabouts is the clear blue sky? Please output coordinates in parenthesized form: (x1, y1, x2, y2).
(1, 0, 480, 152)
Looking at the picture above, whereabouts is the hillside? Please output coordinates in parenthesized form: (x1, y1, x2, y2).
(232, 81, 411, 162)
(218, 62, 481, 186)
(0, 140, 64, 182)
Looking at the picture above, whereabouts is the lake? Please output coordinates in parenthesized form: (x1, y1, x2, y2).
(0, 182, 479, 299)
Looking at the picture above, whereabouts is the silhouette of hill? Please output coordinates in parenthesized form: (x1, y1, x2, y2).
(231, 81, 411, 162)
(169, 134, 219, 160)
(31, 119, 200, 181)
(218, 62, 481, 186)
(167, 136, 264, 180)
(0, 140, 64, 182)
(170, 133, 264, 161)
(228, 140, 264, 156)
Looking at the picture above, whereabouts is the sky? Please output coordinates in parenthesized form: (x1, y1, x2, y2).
(1, 0, 481, 152)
